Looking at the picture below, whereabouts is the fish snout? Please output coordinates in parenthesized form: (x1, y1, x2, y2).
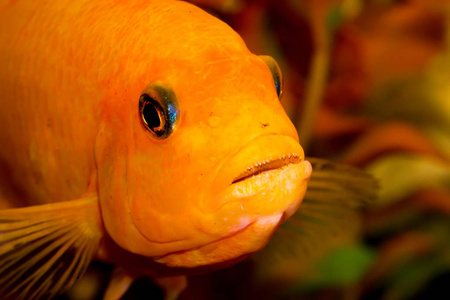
(197, 134, 312, 238)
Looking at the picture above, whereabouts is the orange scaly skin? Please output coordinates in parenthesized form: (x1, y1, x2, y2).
(0, 0, 311, 293)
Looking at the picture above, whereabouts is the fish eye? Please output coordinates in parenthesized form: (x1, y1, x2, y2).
(259, 55, 284, 99)
(139, 83, 179, 139)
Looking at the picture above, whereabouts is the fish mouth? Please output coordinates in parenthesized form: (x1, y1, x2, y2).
(232, 154, 302, 184)
(199, 134, 309, 220)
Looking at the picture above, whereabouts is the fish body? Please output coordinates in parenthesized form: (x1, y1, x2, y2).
(0, 0, 311, 298)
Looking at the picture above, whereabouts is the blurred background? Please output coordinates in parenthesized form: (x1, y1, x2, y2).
(64, 0, 450, 299)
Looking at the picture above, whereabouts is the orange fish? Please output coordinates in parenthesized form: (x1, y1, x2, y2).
(0, 0, 312, 298)
(0, 0, 379, 299)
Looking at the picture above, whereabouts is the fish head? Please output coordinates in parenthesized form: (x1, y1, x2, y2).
(94, 1, 311, 269)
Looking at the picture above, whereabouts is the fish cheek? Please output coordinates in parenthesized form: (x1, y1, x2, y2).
(94, 117, 152, 255)
(126, 132, 214, 245)
(95, 113, 211, 257)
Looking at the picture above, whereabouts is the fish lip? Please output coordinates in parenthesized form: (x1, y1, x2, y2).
(231, 153, 302, 184)
(200, 134, 305, 214)
(222, 133, 304, 187)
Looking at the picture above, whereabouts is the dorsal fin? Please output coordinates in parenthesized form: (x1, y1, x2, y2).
(0, 195, 103, 300)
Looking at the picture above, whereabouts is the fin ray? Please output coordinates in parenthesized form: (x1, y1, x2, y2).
(20, 230, 83, 299)
(0, 223, 77, 272)
(2, 224, 79, 292)
(306, 157, 378, 207)
(0, 196, 102, 300)
(0, 219, 71, 254)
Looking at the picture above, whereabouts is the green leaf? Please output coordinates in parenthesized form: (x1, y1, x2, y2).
(326, 5, 344, 34)
(287, 244, 375, 294)
(367, 154, 450, 206)
(384, 255, 447, 300)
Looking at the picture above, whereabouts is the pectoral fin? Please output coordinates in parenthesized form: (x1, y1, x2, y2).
(103, 267, 135, 300)
(254, 158, 377, 263)
(305, 158, 378, 207)
(154, 275, 187, 300)
(0, 195, 103, 300)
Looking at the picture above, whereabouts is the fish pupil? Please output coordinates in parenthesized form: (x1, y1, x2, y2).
(142, 98, 163, 130)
